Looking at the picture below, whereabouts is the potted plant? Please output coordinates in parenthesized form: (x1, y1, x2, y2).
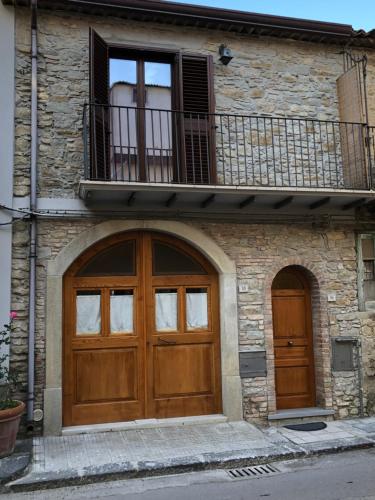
(0, 312, 25, 458)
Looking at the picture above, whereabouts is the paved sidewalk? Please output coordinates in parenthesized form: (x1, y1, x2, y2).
(6, 417, 375, 492)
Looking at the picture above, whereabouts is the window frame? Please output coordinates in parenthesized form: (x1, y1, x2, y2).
(357, 233, 375, 311)
(90, 30, 216, 184)
(109, 46, 178, 182)
(109, 44, 179, 109)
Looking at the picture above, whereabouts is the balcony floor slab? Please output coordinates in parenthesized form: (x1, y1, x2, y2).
(79, 180, 375, 216)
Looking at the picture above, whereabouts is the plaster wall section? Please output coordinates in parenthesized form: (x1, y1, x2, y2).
(365, 51, 375, 125)
(0, 3, 15, 359)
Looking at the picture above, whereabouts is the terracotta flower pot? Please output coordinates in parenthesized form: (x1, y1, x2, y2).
(0, 401, 25, 458)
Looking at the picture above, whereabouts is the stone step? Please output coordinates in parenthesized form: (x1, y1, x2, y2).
(62, 414, 228, 436)
(268, 407, 335, 426)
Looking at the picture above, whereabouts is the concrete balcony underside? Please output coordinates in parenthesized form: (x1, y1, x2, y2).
(79, 180, 375, 216)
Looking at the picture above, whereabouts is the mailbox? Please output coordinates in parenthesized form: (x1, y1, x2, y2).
(239, 351, 267, 378)
(331, 338, 357, 371)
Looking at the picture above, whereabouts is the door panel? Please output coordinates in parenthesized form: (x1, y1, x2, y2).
(272, 294, 306, 339)
(63, 232, 221, 426)
(74, 349, 137, 403)
(272, 287, 315, 410)
(276, 366, 310, 396)
(153, 344, 213, 397)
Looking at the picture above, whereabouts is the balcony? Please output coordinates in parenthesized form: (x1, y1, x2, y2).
(80, 104, 375, 215)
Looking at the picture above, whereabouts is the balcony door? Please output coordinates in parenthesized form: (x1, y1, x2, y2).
(109, 57, 174, 183)
(63, 231, 222, 426)
(89, 29, 216, 185)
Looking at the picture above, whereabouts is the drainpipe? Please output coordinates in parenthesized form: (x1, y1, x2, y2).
(27, 0, 38, 427)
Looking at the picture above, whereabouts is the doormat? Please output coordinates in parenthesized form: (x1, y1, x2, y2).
(284, 422, 327, 432)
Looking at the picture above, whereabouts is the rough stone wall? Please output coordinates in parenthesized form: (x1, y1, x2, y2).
(14, 7, 367, 199)
(10, 222, 30, 406)
(10, 217, 373, 426)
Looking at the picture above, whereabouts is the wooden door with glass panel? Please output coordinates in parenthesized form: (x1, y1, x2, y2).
(145, 233, 221, 418)
(63, 234, 145, 426)
(63, 231, 221, 426)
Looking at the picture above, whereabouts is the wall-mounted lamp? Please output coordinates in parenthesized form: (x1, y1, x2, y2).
(219, 44, 233, 65)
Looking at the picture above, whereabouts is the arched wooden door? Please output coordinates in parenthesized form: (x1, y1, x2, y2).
(272, 267, 315, 410)
(63, 231, 221, 426)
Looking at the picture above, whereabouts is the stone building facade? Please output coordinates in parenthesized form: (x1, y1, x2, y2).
(2, 0, 375, 435)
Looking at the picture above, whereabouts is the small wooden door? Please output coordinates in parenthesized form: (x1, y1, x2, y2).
(63, 231, 221, 426)
(272, 267, 315, 410)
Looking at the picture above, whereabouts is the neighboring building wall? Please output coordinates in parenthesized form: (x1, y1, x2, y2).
(361, 313, 375, 414)
(366, 51, 375, 125)
(0, 3, 15, 360)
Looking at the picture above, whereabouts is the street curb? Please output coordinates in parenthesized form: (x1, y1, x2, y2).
(5, 438, 375, 493)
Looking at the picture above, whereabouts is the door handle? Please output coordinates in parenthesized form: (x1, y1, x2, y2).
(287, 340, 294, 347)
(158, 337, 176, 345)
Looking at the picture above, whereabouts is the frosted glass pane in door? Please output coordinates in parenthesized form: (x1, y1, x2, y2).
(76, 291, 101, 335)
(186, 288, 208, 330)
(110, 290, 134, 334)
(156, 289, 177, 331)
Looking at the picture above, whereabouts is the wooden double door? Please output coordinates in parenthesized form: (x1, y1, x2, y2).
(272, 267, 316, 410)
(63, 231, 222, 426)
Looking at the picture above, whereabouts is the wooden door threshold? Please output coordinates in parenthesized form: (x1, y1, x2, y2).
(62, 414, 228, 436)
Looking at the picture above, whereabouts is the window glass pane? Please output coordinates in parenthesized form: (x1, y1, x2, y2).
(144, 62, 172, 182)
(186, 288, 208, 331)
(155, 289, 178, 331)
(364, 280, 375, 301)
(364, 260, 375, 281)
(110, 84, 138, 181)
(362, 239, 375, 260)
(110, 58, 136, 87)
(153, 242, 206, 275)
(145, 62, 171, 87)
(76, 291, 101, 335)
(110, 290, 134, 334)
(77, 241, 135, 277)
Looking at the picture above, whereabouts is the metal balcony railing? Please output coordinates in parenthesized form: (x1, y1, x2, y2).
(83, 104, 374, 191)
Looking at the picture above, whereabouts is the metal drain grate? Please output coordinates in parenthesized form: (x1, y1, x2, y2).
(227, 464, 279, 480)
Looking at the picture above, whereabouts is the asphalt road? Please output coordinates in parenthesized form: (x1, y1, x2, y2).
(4, 448, 375, 500)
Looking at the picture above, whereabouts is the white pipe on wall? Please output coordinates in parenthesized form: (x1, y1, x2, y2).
(0, 3, 15, 371)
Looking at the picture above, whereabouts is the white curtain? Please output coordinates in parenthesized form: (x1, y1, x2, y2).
(186, 291, 208, 330)
(76, 294, 101, 334)
(156, 292, 177, 331)
(110, 294, 133, 333)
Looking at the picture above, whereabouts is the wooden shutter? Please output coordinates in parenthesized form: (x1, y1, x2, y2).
(89, 28, 110, 180)
(337, 64, 368, 189)
(179, 55, 216, 184)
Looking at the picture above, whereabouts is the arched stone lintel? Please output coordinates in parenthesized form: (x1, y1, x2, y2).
(47, 220, 236, 277)
(44, 220, 242, 435)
